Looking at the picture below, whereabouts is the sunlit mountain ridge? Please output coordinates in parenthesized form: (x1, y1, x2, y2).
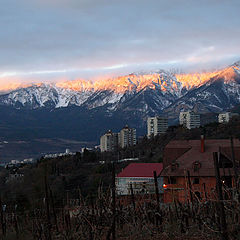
(0, 60, 240, 113)
(55, 62, 240, 93)
(0, 61, 239, 94)
(56, 68, 228, 93)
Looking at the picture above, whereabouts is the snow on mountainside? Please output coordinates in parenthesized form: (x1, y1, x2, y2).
(0, 69, 188, 110)
(56, 69, 216, 93)
(0, 83, 92, 109)
(56, 70, 186, 94)
(164, 65, 240, 117)
(0, 61, 240, 118)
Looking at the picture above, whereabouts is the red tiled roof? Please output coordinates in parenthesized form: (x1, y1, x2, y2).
(117, 163, 163, 178)
(162, 139, 240, 177)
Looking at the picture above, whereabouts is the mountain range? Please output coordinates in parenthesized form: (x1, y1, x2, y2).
(0, 61, 240, 160)
(1, 61, 240, 116)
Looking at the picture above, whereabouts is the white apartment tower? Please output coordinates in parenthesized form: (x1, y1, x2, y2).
(119, 125, 136, 148)
(218, 112, 239, 123)
(100, 130, 118, 152)
(147, 116, 168, 138)
(179, 111, 200, 129)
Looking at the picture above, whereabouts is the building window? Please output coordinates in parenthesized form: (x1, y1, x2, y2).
(193, 161, 201, 172)
(193, 178, 199, 184)
(171, 163, 179, 172)
(168, 177, 177, 184)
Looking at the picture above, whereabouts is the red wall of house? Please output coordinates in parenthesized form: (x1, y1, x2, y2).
(163, 176, 218, 203)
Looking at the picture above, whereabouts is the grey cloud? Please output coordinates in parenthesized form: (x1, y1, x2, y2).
(0, 0, 239, 79)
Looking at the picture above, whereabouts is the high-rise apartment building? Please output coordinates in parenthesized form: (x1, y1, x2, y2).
(179, 111, 200, 129)
(147, 116, 168, 138)
(118, 125, 136, 148)
(218, 112, 239, 123)
(100, 130, 118, 152)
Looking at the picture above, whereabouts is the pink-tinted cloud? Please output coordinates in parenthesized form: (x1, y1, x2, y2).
(0, 0, 239, 82)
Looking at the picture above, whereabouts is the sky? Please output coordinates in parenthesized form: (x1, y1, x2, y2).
(0, 0, 240, 84)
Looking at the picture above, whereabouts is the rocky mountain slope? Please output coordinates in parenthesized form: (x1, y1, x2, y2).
(164, 64, 240, 117)
(0, 62, 239, 118)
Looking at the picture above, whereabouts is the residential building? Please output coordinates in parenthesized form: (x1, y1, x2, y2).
(6, 167, 24, 183)
(100, 130, 118, 152)
(179, 111, 200, 129)
(147, 116, 168, 138)
(6, 173, 24, 183)
(162, 137, 240, 203)
(218, 112, 239, 123)
(81, 147, 93, 153)
(118, 125, 136, 148)
(116, 163, 164, 196)
(10, 160, 20, 165)
(65, 149, 70, 154)
(44, 150, 74, 159)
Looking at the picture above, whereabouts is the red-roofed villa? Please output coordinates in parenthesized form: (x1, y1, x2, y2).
(162, 137, 240, 203)
(116, 163, 163, 196)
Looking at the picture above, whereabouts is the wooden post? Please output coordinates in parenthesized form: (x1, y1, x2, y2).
(203, 183, 208, 200)
(49, 188, 59, 232)
(44, 173, 52, 240)
(187, 171, 193, 204)
(67, 190, 69, 207)
(187, 170, 195, 224)
(111, 162, 116, 240)
(130, 183, 136, 210)
(154, 171, 163, 227)
(14, 205, 19, 239)
(153, 171, 160, 212)
(230, 136, 238, 189)
(0, 196, 5, 237)
(61, 200, 65, 226)
(213, 152, 229, 240)
(174, 199, 179, 219)
(78, 187, 81, 206)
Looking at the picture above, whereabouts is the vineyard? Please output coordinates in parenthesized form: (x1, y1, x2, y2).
(0, 161, 239, 240)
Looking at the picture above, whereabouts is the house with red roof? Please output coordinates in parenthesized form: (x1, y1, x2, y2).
(162, 137, 240, 203)
(116, 163, 163, 196)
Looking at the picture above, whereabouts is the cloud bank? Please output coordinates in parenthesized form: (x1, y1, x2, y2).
(0, 0, 239, 81)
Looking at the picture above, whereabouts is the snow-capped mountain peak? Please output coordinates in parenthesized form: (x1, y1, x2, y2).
(0, 61, 240, 117)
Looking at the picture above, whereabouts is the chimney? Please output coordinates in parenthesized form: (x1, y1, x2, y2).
(201, 135, 205, 153)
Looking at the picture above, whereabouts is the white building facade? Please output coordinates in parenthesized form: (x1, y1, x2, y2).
(218, 112, 239, 123)
(179, 111, 200, 129)
(100, 130, 118, 152)
(116, 163, 164, 196)
(147, 116, 168, 138)
(118, 125, 136, 148)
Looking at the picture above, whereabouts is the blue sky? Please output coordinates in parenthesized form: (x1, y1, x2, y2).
(0, 0, 240, 82)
